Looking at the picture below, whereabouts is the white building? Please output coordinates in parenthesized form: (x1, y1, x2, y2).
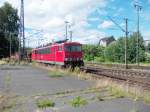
(99, 36, 115, 47)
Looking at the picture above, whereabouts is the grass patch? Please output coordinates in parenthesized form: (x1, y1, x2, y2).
(56, 90, 71, 95)
(69, 96, 88, 107)
(0, 60, 7, 65)
(73, 67, 81, 74)
(130, 109, 140, 112)
(36, 99, 55, 108)
(108, 85, 150, 104)
(109, 86, 126, 98)
(48, 71, 64, 78)
(32, 61, 37, 66)
(143, 92, 150, 104)
(0, 95, 17, 112)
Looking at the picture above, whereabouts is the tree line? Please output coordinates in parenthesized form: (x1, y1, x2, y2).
(0, 2, 19, 58)
(82, 32, 150, 64)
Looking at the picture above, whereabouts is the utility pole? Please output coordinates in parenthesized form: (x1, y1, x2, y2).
(20, 0, 25, 57)
(69, 24, 72, 42)
(9, 32, 12, 58)
(65, 21, 69, 40)
(134, 3, 142, 66)
(28, 39, 29, 48)
(125, 18, 128, 69)
(18, 29, 21, 64)
(107, 16, 129, 69)
(70, 31, 72, 42)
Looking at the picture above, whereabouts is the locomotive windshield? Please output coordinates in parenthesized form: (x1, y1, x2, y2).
(65, 45, 81, 52)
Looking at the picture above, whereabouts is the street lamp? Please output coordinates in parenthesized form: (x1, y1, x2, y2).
(68, 24, 73, 42)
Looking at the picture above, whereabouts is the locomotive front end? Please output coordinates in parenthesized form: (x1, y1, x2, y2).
(64, 42, 84, 67)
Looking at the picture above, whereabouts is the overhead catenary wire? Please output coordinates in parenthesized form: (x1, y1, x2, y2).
(106, 16, 129, 69)
(107, 16, 126, 33)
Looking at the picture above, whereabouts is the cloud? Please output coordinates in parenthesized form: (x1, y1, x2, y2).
(1, 0, 108, 47)
(88, 17, 99, 21)
(71, 25, 105, 43)
(141, 30, 150, 40)
(44, 17, 64, 28)
(98, 20, 114, 29)
(141, 10, 150, 21)
(111, 0, 115, 2)
(120, 23, 125, 27)
(0, 0, 19, 8)
(96, 8, 107, 16)
(23, 0, 107, 29)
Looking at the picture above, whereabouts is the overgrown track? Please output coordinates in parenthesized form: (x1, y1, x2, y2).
(80, 66, 150, 91)
(86, 62, 150, 70)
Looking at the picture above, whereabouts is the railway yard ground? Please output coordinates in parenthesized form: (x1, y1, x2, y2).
(0, 63, 150, 112)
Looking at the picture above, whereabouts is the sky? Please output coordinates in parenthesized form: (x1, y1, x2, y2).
(0, 0, 150, 47)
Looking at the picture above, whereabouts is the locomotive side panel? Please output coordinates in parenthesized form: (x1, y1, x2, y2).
(55, 45, 65, 65)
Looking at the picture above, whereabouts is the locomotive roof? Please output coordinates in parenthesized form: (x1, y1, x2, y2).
(32, 41, 81, 51)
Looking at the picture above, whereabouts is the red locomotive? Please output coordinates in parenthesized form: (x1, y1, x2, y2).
(31, 40, 84, 67)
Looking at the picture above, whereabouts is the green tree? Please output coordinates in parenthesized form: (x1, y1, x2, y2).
(82, 45, 105, 62)
(144, 42, 150, 63)
(105, 32, 145, 63)
(128, 32, 145, 63)
(105, 37, 125, 63)
(0, 2, 19, 58)
(145, 42, 150, 53)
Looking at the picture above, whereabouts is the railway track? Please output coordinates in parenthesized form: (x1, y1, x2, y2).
(80, 66, 150, 91)
(86, 62, 150, 71)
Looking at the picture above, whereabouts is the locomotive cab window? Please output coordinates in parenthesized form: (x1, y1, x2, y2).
(33, 51, 35, 54)
(35, 50, 37, 54)
(65, 45, 81, 52)
(58, 46, 62, 51)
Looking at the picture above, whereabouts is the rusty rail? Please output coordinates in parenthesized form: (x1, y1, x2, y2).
(81, 66, 150, 91)
(86, 62, 150, 70)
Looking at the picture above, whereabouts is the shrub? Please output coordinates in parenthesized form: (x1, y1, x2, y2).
(143, 93, 150, 104)
(109, 86, 125, 98)
(48, 71, 64, 78)
(94, 57, 105, 62)
(36, 99, 55, 108)
(69, 96, 87, 107)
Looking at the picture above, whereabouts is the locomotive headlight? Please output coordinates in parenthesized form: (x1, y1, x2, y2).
(77, 58, 79, 61)
(65, 58, 68, 61)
